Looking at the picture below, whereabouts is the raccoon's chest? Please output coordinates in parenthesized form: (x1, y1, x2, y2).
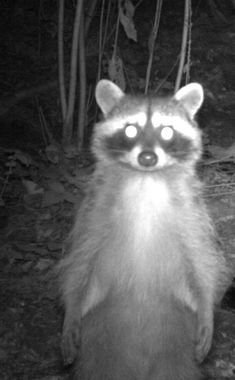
(97, 174, 187, 292)
(121, 176, 170, 242)
(106, 175, 183, 287)
(119, 176, 180, 266)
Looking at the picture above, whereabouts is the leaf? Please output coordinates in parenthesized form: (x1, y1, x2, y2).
(10, 150, 32, 166)
(207, 143, 235, 163)
(41, 190, 64, 207)
(119, 0, 137, 42)
(35, 258, 53, 271)
(47, 241, 62, 252)
(227, 142, 235, 158)
(63, 144, 78, 159)
(47, 180, 65, 194)
(63, 190, 78, 204)
(22, 179, 44, 195)
(45, 144, 60, 164)
(41, 189, 77, 207)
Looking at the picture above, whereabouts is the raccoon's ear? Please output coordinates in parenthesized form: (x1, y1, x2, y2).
(95, 80, 125, 116)
(174, 83, 204, 119)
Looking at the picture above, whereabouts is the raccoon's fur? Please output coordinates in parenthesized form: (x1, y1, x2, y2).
(59, 80, 231, 380)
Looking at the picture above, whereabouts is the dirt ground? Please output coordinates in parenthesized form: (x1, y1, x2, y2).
(0, 1, 234, 379)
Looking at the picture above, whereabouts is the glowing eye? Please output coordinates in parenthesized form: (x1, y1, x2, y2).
(125, 125, 138, 138)
(161, 126, 174, 141)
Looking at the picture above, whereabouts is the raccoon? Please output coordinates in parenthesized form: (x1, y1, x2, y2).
(59, 80, 231, 380)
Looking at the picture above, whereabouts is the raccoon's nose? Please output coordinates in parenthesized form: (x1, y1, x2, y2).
(138, 150, 158, 167)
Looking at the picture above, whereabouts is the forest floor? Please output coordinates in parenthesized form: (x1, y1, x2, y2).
(0, 2, 235, 379)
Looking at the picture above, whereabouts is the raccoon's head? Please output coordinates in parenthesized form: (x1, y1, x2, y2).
(93, 80, 204, 172)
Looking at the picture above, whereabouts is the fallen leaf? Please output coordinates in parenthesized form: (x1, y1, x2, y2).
(47, 180, 65, 194)
(41, 190, 64, 207)
(22, 179, 44, 195)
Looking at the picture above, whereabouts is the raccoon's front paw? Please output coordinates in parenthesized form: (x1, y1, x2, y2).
(195, 324, 213, 363)
(61, 320, 81, 365)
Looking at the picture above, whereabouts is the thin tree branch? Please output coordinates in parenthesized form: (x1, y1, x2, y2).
(85, 0, 99, 36)
(145, 0, 163, 94)
(175, 0, 190, 92)
(77, 11, 86, 150)
(64, 0, 84, 144)
(58, 0, 67, 122)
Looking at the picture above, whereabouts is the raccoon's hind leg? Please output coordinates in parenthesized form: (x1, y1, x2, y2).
(62, 274, 109, 365)
(194, 256, 230, 362)
(195, 301, 214, 363)
(174, 274, 214, 363)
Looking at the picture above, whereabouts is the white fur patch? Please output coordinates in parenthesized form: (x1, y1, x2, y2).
(127, 112, 147, 127)
(151, 113, 198, 140)
(123, 177, 170, 242)
(171, 116, 198, 139)
(154, 147, 168, 167)
(98, 112, 147, 136)
(151, 111, 161, 128)
(123, 146, 142, 167)
(120, 176, 171, 283)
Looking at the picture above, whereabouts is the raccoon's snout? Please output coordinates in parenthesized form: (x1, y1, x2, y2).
(138, 150, 158, 167)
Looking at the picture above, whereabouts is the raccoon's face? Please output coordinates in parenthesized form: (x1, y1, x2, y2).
(93, 80, 203, 172)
